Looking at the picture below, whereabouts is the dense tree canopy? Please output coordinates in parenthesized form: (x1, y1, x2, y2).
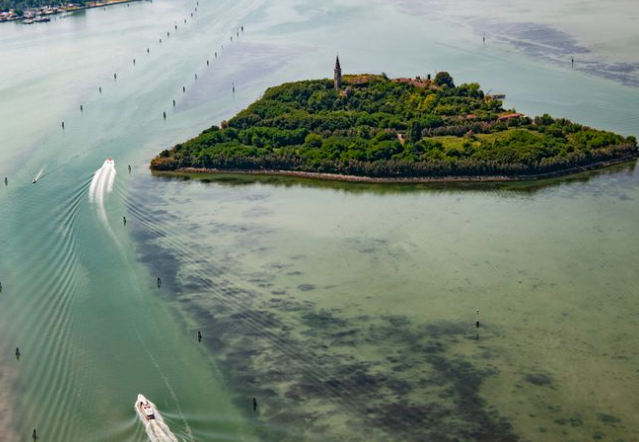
(152, 73, 637, 178)
(3, 0, 53, 12)
(434, 71, 455, 88)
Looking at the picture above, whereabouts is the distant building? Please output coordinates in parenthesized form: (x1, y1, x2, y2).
(334, 56, 342, 90)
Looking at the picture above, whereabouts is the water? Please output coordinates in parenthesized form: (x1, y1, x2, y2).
(0, 0, 638, 441)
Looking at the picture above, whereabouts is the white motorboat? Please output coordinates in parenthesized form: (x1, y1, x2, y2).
(134, 393, 179, 442)
(136, 394, 156, 421)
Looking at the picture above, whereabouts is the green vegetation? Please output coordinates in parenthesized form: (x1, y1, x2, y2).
(4, 0, 58, 13)
(151, 73, 637, 179)
(1, 0, 40, 12)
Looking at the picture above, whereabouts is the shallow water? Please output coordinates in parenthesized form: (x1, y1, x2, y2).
(139, 165, 639, 442)
(0, 0, 638, 441)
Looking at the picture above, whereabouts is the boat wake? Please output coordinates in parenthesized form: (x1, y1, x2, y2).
(33, 168, 44, 183)
(135, 394, 179, 442)
(88, 158, 116, 223)
(134, 329, 195, 442)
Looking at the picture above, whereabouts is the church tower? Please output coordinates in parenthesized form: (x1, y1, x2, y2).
(334, 56, 342, 90)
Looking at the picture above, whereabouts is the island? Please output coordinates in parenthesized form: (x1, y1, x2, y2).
(151, 59, 638, 183)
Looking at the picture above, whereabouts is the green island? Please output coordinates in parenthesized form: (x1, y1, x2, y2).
(151, 63, 638, 182)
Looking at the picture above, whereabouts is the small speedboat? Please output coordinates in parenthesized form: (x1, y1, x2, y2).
(32, 178, 37, 184)
(134, 394, 179, 442)
(136, 395, 156, 421)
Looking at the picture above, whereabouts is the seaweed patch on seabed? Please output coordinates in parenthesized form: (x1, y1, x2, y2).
(128, 196, 519, 440)
(182, 284, 521, 441)
(475, 21, 639, 87)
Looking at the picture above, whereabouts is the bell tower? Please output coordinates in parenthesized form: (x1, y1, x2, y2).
(334, 56, 342, 90)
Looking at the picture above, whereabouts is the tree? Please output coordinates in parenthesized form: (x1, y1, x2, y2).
(407, 120, 424, 143)
(305, 133, 323, 148)
(434, 72, 455, 88)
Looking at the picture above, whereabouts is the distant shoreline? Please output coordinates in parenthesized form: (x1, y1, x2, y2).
(0, 0, 142, 24)
(159, 155, 638, 184)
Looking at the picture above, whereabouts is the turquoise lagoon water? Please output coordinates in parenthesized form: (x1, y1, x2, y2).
(0, 0, 638, 441)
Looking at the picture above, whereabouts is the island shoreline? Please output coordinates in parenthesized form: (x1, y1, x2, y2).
(156, 154, 638, 184)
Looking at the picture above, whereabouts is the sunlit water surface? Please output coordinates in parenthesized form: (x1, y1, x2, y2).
(0, 0, 638, 441)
